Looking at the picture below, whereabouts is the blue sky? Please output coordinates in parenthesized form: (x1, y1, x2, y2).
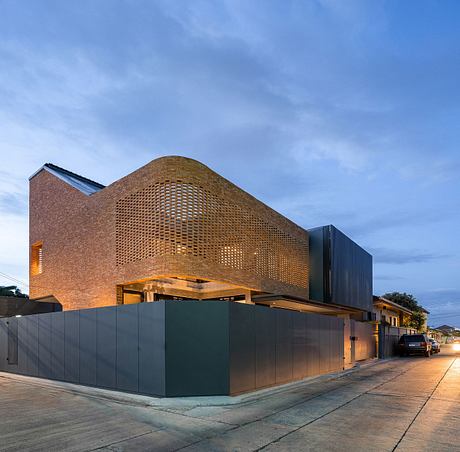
(0, 0, 459, 327)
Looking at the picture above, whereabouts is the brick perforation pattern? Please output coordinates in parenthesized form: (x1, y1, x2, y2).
(116, 180, 308, 288)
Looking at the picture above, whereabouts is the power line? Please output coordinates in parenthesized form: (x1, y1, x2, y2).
(0, 271, 28, 287)
(427, 313, 460, 320)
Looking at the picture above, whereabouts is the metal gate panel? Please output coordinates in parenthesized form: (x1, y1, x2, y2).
(116, 304, 139, 393)
(96, 307, 117, 389)
(64, 310, 80, 383)
(138, 301, 165, 396)
(354, 321, 375, 361)
(0, 319, 7, 371)
(319, 316, 330, 373)
(292, 312, 307, 380)
(7, 318, 18, 367)
(51, 313, 65, 380)
(254, 305, 276, 389)
(275, 309, 293, 384)
(38, 314, 52, 378)
(229, 302, 256, 394)
(306, 313, 320, 377)
(79, 309, 97, 386)
(23, 316, 37, 376)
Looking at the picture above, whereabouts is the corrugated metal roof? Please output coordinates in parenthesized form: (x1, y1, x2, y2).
(29, 163, 105, 195)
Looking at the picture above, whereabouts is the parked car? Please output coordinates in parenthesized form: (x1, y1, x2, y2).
(398, 334, 432, 357)
(429, 338, 441, 354)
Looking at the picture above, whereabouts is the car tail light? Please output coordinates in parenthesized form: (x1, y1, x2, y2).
(421, 342, 427, 346)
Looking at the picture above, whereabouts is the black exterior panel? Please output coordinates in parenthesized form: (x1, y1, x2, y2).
(165, 301, 229, 396)
(96, 307, 117, 389)
(330, 227, 373, 312)
(254, 305, 276, 388)
(319, 316, 330, 374)
(138, 301, 165, 396)
(16, 318, 26, 374)
(79, 309, 97, 386)
(292, 312, 307, 380)
(64, 310, 80, 383)
(309, 225, 373, 312)
(229, 302, 256, 394)
(275, 309, 293, 384)
(38, 314, 52, 378)
(0, 319, 7, 371)
(116, 304, 139, 393)
(25, 315, 39, 376)
(51, 312, 65, 380)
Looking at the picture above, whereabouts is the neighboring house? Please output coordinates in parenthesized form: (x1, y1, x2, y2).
(0, 295, 60, 317)
(373, 296, 412, 327)
(29, 157, 374, 320)
(420, 307, 430, 332)
(435, 324, 457, 335)
(427, 328, 444, 342)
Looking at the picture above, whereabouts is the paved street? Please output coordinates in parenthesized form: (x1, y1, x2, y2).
(0, 346, 459, 452)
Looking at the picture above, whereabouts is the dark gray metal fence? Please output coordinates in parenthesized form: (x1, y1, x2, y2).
(0, 303, 165, 395)
(0, 301, 344, 396)
(378, 325, 417, 358)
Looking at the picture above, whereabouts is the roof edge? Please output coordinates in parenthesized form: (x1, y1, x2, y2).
(373, 295, 413, 314)
(29, 163, 105, 195)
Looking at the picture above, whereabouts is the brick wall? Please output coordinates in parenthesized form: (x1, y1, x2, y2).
(30, 156, 309, 310)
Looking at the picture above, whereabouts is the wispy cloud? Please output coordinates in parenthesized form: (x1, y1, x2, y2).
(369, 247, 450, 265)
(0, 192, 27, 215)
(415, 288, 460, 328)
(374, 275, 406, 281)
(0, 0, 459, 304)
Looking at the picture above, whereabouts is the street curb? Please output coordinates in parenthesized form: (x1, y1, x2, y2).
(0, 357, 394, 408)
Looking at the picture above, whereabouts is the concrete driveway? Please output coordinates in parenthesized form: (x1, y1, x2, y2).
(0, 346, 459, 452)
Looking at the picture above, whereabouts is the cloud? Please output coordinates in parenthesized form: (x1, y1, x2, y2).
(0, 192, 27, 215)
(415, 289, 460, 328)
(342, 203, 460, 239)
(2, 0, 459, 182)
(0, 0, 459, 309)
(374, 275, 405, 281)
(369, 247, 450, 264)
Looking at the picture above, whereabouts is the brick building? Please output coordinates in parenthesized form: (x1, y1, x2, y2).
(29, 156, 372, 318)
(0, 155, 378, 396)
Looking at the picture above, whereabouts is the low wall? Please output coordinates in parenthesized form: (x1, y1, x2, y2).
(0, 296, 61, 317)
(0, 301, 345, 396)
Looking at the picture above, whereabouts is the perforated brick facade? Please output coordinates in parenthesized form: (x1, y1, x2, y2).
(30, 156, 309, 310)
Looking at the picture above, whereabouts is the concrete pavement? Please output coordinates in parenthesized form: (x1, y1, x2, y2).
(0, 346, 459, 451)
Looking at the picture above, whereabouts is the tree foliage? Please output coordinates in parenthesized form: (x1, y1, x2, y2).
(406, 310, 426, 331)
(382, 292, 420, 312)
(0, 285, 28, 298)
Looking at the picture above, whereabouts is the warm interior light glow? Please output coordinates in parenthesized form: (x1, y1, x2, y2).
(453, 343, 460, 352)
(31, 242, 43, 275)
